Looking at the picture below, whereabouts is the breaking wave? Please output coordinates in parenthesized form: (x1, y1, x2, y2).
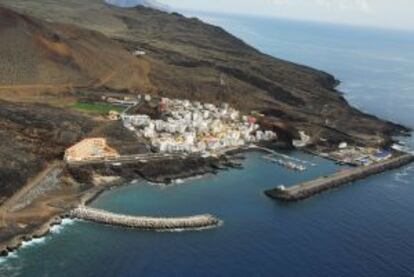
(20, 237, 46, 250)
(148, 174, 207, 187)
(0, 218, 76, 266)
(50, 218, 75, 234)
(0, 252, 17, 264)
(172, 175, 206, 185)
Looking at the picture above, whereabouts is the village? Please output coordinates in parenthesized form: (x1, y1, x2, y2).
(64, 93, 396, 169)
(64, 94, 277, 162)
(121, 95, 277, 157)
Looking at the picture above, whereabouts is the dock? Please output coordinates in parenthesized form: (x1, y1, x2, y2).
(265, 153, 414, 201)
(70, 206, 221, 231)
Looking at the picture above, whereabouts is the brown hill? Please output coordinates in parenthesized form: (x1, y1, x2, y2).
(0, 6, 151, 94)
(1, 0, 408, 147)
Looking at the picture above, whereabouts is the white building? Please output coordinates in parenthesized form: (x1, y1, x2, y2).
(122, 97, 277, 155)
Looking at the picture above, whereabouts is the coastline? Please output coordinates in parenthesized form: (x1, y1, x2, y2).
(0, 188, 125, 257)
(0, 149, 243, 257)
(1, 137, 412, 258)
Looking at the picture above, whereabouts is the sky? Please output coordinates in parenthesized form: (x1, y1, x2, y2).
(156, 0, 414, 31)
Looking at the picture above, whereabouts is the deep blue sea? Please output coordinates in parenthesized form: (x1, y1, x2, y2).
(1, 13, 414, 277)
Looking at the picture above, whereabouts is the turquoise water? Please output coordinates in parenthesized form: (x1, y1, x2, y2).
(2, 13, 414, 277)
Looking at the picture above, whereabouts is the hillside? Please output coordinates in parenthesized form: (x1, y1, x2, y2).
(0, 100, 95, 201)
(0, 6, 151, 96)
(1, 0, 407, 147)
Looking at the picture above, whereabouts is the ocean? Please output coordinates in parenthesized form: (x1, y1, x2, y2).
(1, 12, 414, 277)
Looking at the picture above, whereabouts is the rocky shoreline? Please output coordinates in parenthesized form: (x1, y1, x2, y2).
(0, 150, 247, 257)
(0, 215, 64, 257)
(67, 153, 245, 185)
(1, 136, 412, 257)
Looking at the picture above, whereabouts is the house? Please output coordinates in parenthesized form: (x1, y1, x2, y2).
(108, 110, 120, 121)
(133, 50, 146, 56)
(339, 142, 348, 149)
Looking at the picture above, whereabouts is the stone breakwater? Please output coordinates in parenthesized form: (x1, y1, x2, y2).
(70, 206, 221, 231)
(266, 153, 414, 201)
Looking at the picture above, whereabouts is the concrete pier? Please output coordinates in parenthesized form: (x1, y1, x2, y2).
(266, 154, 414, 201)
(70, 206, 221, 230)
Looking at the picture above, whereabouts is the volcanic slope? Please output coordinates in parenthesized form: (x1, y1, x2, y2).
(0, 1, 409, 147)
(0, 6, 151, 94)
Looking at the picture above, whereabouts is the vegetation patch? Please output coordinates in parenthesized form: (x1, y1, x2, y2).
(70, 102, 125, 114)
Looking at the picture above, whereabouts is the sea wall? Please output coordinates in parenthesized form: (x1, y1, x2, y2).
(266, 154, 414, 201)
(70, 206, 221, 230)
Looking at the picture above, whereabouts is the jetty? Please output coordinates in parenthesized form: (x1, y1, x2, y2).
(266, 153, 414, 201)
(70, 206, 221, 231)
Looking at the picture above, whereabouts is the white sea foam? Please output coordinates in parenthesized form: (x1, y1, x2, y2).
(50, 218, 75, 234)
(20, 237, 46, 249)
(172, 175, 206, 185)
(148, 181, 167, 187)
(148, 174, 208, 187)
(0, 218, 76, 264)
(0, 252, 18, 264)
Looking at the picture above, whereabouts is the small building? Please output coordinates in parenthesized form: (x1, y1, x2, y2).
(373, 150, 392, 162)
(293, 131, 311, 148)
(108, 110, 120, 121)
(133, 50, 146, 56)
(144, 94, 152, 102)
(339, 142, 348, 149)
(64, 138, 119, 162)
(159, 99, 168, 113)
(247, 116, 257, 126)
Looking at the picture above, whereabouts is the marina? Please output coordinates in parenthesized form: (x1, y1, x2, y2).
(266, 154, 414, 201)
(262, 155, 307, 171)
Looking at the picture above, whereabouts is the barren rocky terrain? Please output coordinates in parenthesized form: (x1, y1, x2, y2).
(0, 6, 151, 96)
(0, 100, 95, 201)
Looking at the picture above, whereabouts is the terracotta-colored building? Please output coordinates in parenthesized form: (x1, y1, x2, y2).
(64, 138, 119, 162)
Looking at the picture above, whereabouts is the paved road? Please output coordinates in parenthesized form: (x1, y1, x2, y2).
(0, 161, 63, 214)
(66, 153, 189, 166)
